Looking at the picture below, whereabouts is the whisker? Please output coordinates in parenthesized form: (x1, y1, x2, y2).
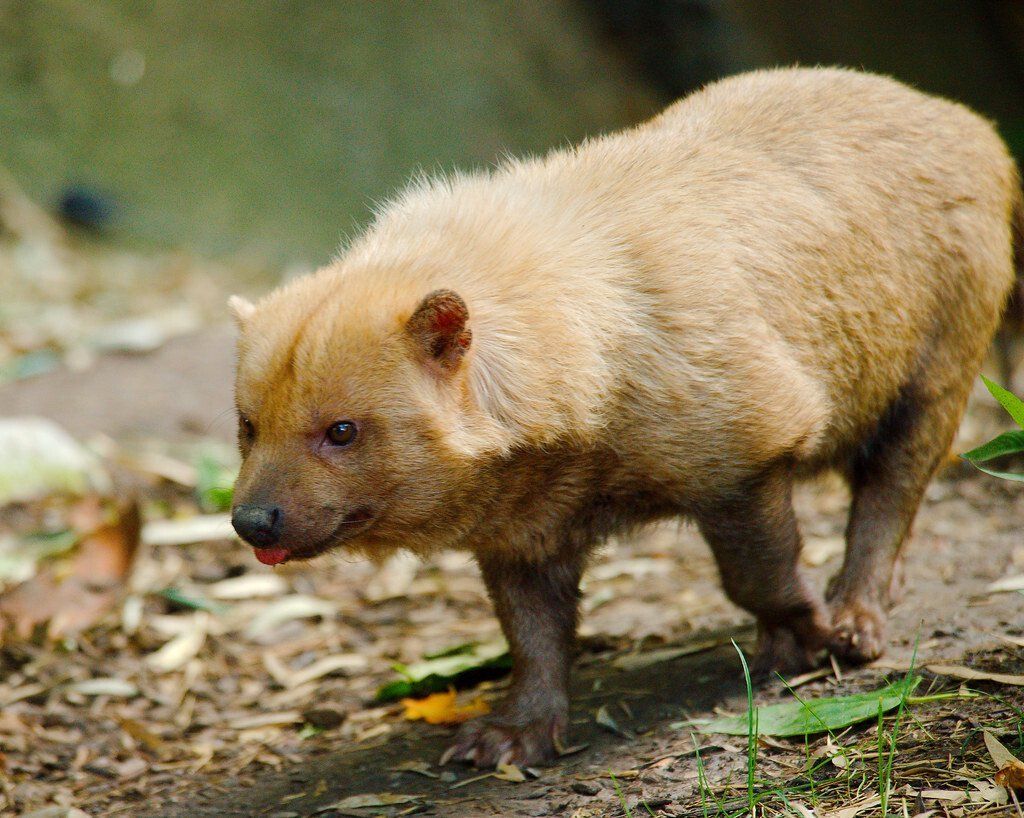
(204, 406, 238, 436)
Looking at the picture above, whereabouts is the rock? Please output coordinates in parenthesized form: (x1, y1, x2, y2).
(571, 780, 601, 796)
(302, 706, 347, 730)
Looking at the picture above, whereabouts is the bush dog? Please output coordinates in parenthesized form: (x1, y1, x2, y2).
(230, 68, 1022, 767)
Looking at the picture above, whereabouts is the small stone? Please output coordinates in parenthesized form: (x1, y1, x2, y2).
(571, 780, 601, 796)
(302, 707, 346, 729)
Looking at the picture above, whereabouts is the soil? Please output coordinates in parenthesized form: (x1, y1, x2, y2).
(2, 331, 1023, 817)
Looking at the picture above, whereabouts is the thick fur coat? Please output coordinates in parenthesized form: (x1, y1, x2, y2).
(231, 68, 1021, 766)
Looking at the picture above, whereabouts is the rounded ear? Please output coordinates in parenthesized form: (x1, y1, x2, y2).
(228, 295, 257, 325)
(405, 289, 471, 373)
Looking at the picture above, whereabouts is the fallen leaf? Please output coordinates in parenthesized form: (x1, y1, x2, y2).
(0, 683, 47, 707)
(141, 513, 233, 546)
(927, 664, 1024, 686)
(354, 722, 391, 742)
(146, 613, 208, 672)
(118, 717, 170, 756)
(986, 574, 1024, 594)
(284, 653, 369, 688)
(401, 689, 490, 725)
(611, 637, 722, 670)
(228, 711, 303, 730)
(391, 760, 439, 778)
(377, 639, 510, 700)
(125, 451, 198, 486)
(69, 498, 141, 585)
(19, 808, 91, 818)
(317, 793, 421, 811)
(0, 499, 140, 639)
(68, 677, 138, 697)
(918, 789, 966, 803)
(157, 587, 227, 614)
(243, 594, 335, 638)
(89, 307, 199, 353)
(821, 794, 881, 818)
(984, 730, 1024, 790)
(695, 676, 919, 737)
(0, 417, 110, 505)
(207, 573, 287, 600)
(595, 704, 634, 738)
(970, 780, 1010, 804)
(194, 450, 237, 512)
(494, 762, 526, 782)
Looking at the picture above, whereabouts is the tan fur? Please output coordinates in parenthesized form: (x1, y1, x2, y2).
(232, 67, 1020, 765)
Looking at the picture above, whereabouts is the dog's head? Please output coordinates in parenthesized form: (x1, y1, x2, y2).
(229, 272, 485, 565)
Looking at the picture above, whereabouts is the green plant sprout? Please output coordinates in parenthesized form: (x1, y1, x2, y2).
(961, 375, 1024, 480)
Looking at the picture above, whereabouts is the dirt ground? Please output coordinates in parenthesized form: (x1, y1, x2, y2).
(2, 326, 1024, 817)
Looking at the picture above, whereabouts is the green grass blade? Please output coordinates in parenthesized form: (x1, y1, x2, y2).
(731, 640, 758, 815)
(981, 375, 1024, 428)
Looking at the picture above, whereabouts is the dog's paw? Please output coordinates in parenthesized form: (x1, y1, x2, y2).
(440, 711, 566, 768)
(828, 598, 887, 664)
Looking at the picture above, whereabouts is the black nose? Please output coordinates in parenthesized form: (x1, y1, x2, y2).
(231, 504, 283, 548)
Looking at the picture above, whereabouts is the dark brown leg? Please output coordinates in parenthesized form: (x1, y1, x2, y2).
(442, 551, 583, 767)
(695, 463, 831, 676)
(828, 386, 965, 663)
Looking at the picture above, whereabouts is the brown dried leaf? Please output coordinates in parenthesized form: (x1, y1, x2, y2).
(71, 498, 141, 584)
(494, 762, 527, 782)
(119, 717, 171, 757)
(984, 730, 1024, 790)
(0, 499, 140, 640)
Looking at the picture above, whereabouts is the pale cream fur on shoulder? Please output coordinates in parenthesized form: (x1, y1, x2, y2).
(245, 67, 1019, 473)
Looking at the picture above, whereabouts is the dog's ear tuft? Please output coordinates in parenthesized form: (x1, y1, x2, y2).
(228, 295, 257, 325)
(405, 289, 471, 373)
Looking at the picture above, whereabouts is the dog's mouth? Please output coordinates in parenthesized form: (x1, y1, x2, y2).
(251, 507, 377, 566)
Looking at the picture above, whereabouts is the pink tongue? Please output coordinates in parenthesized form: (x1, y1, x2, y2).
(253, 547, 289, 566)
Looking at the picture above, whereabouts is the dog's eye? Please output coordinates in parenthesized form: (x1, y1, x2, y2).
(325, 421, 357, 446)
(239, 415, 255, 439)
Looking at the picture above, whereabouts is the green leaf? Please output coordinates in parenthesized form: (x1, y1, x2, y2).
(375, 639, 510, 701)
(961, 430, 1024, 463)
(194, 453, 237, 513)
(962, 464, 1024, 482)
(158, 587, 229, 614)
(0, 529, 78, 584)
(694, 676, 920, 737)
(961, 430, 1024, 481)
(981, 375, 1024, 429)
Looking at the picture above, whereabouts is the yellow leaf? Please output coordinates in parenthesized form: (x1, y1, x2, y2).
(401, 689, 490, 725)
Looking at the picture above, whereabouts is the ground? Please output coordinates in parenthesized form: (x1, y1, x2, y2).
(2, 322, 1024, 818)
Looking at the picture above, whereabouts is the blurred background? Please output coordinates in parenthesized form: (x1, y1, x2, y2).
(3, 0, 1023, 264)
(3, 0, 1024, 432)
